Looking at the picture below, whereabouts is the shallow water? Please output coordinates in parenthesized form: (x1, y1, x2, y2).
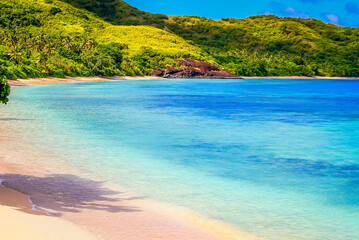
(1, 79, 359, 240)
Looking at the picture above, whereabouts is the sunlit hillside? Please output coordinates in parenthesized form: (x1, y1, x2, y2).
(0, 0, 206, 79)
(1, 0, 359, 79)
(167, 15, 359, 76)
(93, 25, 201, 57)
(59, 0, 359, 77)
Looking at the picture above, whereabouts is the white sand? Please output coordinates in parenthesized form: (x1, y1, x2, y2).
(0, 185, 98, 240)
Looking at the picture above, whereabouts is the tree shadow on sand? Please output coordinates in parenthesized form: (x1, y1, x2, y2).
(0, 173, 140, 216)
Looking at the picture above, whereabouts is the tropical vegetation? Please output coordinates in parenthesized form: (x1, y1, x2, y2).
(166, 15, 359, 77)
(0, 0, 359, 88)
(0, 0, 206, 82)
(56, 0, 359, 77)
(0, 76, 10, 104)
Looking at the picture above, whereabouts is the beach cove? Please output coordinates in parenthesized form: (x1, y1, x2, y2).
(0, 124, 255, 240)
(0, 77, 261, 240)
(1, 78, 359, 240)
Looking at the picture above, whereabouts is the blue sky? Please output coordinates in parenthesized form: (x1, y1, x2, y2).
(126, 0, 359, 27)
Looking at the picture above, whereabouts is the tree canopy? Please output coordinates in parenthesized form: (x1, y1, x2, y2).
(59, 0, 359, 77)
(0, 0, 205, 82)
(0, 77, 10, 104)
(1, 0, 359, 83)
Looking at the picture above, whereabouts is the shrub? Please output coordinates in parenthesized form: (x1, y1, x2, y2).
(50, 7, 62, 15)
(50, 69, 66, 78)
(0, 77, 10, 104)
(98, 43, 125, 67)
(80, 51, 120, 76)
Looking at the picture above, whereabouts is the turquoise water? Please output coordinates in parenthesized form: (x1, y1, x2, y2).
(2, 79, 359, 239)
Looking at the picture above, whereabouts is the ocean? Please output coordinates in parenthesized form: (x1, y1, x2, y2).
(1, 79, 359, 240)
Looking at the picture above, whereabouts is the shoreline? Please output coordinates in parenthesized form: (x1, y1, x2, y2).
(0, 181, 98, 240)
(241, 76, 359, 79)
(7, 75, 359, 87)
(3, 75, 357, 240)
(0, 86, 263, 240)
(8, 76, 164, 86)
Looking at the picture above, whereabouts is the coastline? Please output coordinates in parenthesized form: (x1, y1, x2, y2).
(5, 75, 357, 239)
(0, 182, 98, 240)
(8, 76, 164, 86)
(241, 76, 359, 79)
(7, 76, 359, 87)
(0, 80, 263, 240)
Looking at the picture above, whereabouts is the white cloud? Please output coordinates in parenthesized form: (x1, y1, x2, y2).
(285, 6, 309, 18)
(263, 10, 272, 15)
(326, 14, 339, 24)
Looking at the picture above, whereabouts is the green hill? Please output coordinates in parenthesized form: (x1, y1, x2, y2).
(58, 0, 359, 77)
(0, 0, 206, 80)
(166, 15, 359, 77)
(59, 0, 168, 28)
(1, 0, 359, 83)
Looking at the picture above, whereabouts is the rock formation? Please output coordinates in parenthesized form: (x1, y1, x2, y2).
(152, 59, 242, 79)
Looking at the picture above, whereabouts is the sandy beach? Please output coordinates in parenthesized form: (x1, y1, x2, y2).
(0, 183, 98, 240)
(7, 76, 359, 87)
(0, 77, 263, 240)
(8, 76, 164, 86)
(0, 121, 259, 240)
(2, 76, 358, 239)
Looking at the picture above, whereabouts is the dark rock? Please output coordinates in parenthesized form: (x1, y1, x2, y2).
(152, 69, 164, 77)
(165, 66, 181, 75)
(152, 58, 242, 79)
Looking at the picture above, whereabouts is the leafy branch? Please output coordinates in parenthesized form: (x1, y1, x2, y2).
(0, 77, 10, 104)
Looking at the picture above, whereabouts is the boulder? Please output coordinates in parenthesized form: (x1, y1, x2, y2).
(152, 58, 242, 79)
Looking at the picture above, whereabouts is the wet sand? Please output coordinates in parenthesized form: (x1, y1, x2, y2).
(0, 183, 98, 240)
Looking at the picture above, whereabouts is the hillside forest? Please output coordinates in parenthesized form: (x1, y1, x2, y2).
(1, 0, 359, 93)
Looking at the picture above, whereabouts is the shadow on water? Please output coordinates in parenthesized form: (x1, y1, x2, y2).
(0, 173, 140, 216)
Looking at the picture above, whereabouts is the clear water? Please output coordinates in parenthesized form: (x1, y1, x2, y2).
(1, 79, 359, 240)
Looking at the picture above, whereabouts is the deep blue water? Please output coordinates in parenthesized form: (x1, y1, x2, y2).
(2, 79, 359, 239)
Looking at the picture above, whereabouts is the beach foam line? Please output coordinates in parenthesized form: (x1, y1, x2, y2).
(1, 179, 53, 216)
(0, 81, 264, 240)
(0, 155, 265, 240)
(0, 183, 98, 240)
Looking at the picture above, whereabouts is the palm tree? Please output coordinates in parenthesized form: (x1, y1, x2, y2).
(36, 51, 49, 70)
(62, 36, 73, 50)
(44, 43, 55, 55)
(0, 77, 11, 104)
(3, 31, 18, 48)
(82, 38, 97, 50)
(8, 45, 22, 62)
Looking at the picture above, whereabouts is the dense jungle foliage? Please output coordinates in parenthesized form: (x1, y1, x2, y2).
(0, 0, 205, 81)
(59, 0, 359, 77)
(1, 0, 359, 83)
(166, 15, 359, 77)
